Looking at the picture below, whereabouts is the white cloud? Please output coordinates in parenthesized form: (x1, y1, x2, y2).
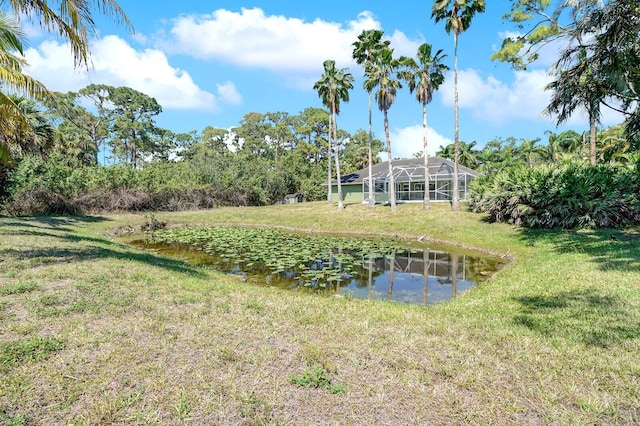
(216, 81, 242, 106)
(163, 8, 420, 73)
(389, 125, 452, 158)
(440, 68, 552, 125)
(439, 67, 625, 128)
(24, 35, 218, 112)
(387, 30, 422, 58)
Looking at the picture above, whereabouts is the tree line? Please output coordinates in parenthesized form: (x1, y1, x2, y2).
(1, 1, 640, 228)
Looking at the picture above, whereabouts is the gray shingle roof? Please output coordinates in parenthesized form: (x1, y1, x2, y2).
(335, 156, 479, 185)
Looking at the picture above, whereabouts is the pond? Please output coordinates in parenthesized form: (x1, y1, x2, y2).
(126, 225, 506, 306)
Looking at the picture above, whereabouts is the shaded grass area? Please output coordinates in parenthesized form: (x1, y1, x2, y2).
(0, 202, 639, 425)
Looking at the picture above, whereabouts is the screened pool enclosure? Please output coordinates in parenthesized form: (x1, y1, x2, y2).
(330, 157, 479, 204)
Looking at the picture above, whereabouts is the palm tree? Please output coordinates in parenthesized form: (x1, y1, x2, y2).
(1, 95, 55, 156)
(432, 0, 486, 211)
(545, 47, 606, 166)
(0, 94, 55, 192)
(0, 12, 50, 165)
(3, 0, 131, 67)
(458, 140, 478, 168)
(363, 47, 403, 212)
(436, 143, 455, 160)
(515, 138, 545, 168)
(400, 43, 448, 210)
(352, 29, 389, 209)
(313, 59, 354, 210)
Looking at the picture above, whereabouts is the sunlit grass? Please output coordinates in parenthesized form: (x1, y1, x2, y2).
(0, 203, 638, 424)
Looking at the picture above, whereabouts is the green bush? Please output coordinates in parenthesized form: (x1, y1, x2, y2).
(470, 162, 640, 229)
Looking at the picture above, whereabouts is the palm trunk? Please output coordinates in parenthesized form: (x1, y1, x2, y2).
(333, 100, 344, 210)
(589, 111, 597, 166)
(422, 101, 430, 210)
(327, 113, 333, 204)
(384, 109, 396, 212)
(368, 91, 375, 209)
(451, 31, 460, 211)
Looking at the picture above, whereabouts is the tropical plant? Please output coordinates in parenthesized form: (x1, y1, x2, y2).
(432, 0, 486, 211)
(353, 29, 390, 209)
(514, 137, 545, 168)
(0, 95, 54, 160)
(0, 12, 50, 165)
(436, 140, 478, 168)
(363, 47, 403, 212)
(470, 162, 640, 229)
(1, 1, 130, 163)
(400, 43, 448, 210)
(313, 59, 355, 210)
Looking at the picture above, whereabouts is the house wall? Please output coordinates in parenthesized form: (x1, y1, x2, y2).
(330, 184, 362, 203)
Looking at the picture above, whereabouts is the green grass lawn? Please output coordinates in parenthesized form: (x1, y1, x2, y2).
(0, 202, 638, 425)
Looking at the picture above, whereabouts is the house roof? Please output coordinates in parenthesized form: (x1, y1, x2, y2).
(334, 156, 480, 185)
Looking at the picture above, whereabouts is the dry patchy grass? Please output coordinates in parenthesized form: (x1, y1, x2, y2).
(0, 203, 639, 425)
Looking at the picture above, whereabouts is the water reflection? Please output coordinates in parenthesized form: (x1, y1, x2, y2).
(348, 249, 488, 305)
(129, 239, 503, 306)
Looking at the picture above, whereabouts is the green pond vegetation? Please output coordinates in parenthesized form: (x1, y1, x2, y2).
(143, 225, 503, 296)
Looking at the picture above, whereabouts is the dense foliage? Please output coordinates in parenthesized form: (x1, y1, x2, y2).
(469, 162, 640, 229)
(0, 91, 385, 214)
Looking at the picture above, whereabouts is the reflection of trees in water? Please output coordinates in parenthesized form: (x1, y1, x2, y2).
(137, 239, 502, 304)
(423, 249, 429, 305)
(388, 249, 396, 301)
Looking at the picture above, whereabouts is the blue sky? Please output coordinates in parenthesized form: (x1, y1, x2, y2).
(22, 0, 624, 157)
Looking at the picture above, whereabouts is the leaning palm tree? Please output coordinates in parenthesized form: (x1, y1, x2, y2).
(432, 0, 486, 211)
(352, 29, 389, 209)
(363, 47, 403, 212)
(313, 59, 354, 210)
(400, 43, 448, 210)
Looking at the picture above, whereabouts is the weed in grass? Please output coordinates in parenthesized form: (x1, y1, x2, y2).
(237, 390, 279, 425)
(173, 391, 192, 421)
(217, 346, 238, 363)
(0, 412, 28, 426)
(0, 336, 64, 372)
(172, 294, 202, 305)
(0, 282, 38, 296)
(289, 366, 346, 395)
(38, 293, 61, 307)
(297, 345, 337, 374)
(243, 300, 265, 315)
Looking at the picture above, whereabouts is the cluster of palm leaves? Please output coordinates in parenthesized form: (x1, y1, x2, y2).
(469, 162, 640, 229)
(0, 0, 130, 168)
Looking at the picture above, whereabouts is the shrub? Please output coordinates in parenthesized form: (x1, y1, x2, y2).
(470, 162, 640, 229)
